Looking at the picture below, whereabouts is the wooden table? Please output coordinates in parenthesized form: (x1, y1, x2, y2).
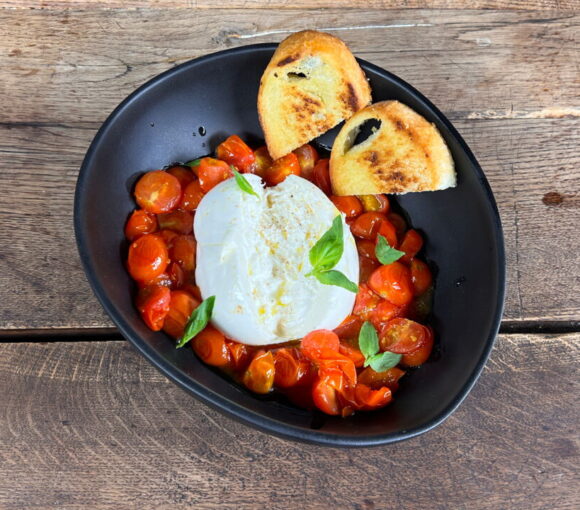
(1, 1, 578, 508)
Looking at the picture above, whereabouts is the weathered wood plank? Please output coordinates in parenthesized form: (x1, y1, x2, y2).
(0, 333, 577, 509)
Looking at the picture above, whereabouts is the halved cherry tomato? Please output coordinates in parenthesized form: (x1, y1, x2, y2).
(167, 165, 195, 189)
(350, 212, 388, 240)
(227, 341, 253, 372)
(125, 210, 158, 241)
(376, 218, 398, 248)
(317, 351, 357, 385)
(358, 366, 406, 391)
(158, 229, 178, 247)
(274, 348, 310, 388)
(312, 375, 341, 415)
(334, 314, 363, 339)
(330, 196, 363, 219)
(379, 318, 426, 354)
(301, 329, 340, 360)
(127, 233, 169, 282)
(352, 284, 381, 321)
(357, 239, 378, 262)
(193, 326, 230, 366)
(136, 285, 171, 331)
(198, 157, 233, 192)
(399, 229, 423, 263)
(354, 384, 392, 410)
(358, 195, 389, 214)
(170, 235, 196, 272)
(216, 135, 256, 173)
(264, 153, 300, 186)
(411, 259, 433, 296)
(243, 351, 275, 394)
(401, 326, 434, 367)
(167, 261, 185, 289)
(359, 256, 379, 284)
(180, 179, 205, 211)
(388, 213, 407, 240)
(293, 144, 319, 181)
(253, 146, 273, 179)
(135, 170, 182, 214)
(368, 262, 413, 306)
(312, 158, 331, 195)
(370, 300, 404, 330)
(162, 290, 200, 339)
(338, 343, 365, 368)
(157, 210, 193, 235)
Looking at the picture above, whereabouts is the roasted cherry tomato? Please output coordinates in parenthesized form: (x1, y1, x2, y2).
(338, 343, 365, 368)
(376, 218, 398, 248)
(198, 157, 233, 192)
(180, 179, 205, 211)
(193, 326, 230, 366)
(167, 261, 185, 289)
(264, 153, 300, 186)
(157, 210, 193, 235)
(162, 290, 200, 339)
(368, 262, 413, 306)
(352, 284, 381, 321)
(125, 209, 158, 241)
(137, 271, 172, 289)
(227, 341, 253, 372)
(243, 351, 275, 394)
(274, 348, 310, 388)
(350, 212, 388, 240)
(370, 300, 404, 330)
(253, 146, 273, 178)
(379, 318, 426, 354)
(180, 283, 202, 302)
(167, 165, 195, 189)
(158, 229, 178, 247)
(401, 326, 434, 367)
(357, 239, 378, 262)
(312, 375, 341, 415)
(216, 135, 256, 173)
(127, 233, 169, 282)
(301, 329, 340, 360)
(334, 314, 363, 340)
(410, 259, 433, 296)
(135, 170, 182, 214)
(359, 256, 380, 284)
(330, 196, 363, 219)
(358, 366, 406, 391)
(293, 144, 319, 181)
(312, 158, 331, 195)
(317, 350, 358, 385)
(136, 285, 171, 331)
(170, 235, 196, 272)
(399, 229, 423, 263)
(354, 384, 392, 410)
(388, 213, 407, 240)
(358, 195, 389, 214)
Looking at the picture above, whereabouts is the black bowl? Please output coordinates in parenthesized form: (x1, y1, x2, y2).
(75, 44, 505, 446)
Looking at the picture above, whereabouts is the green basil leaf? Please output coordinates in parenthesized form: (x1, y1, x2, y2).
(314, 269, 358, 293)
(185, 158, 201, 168)
(358, 321, 379, 360)
(176, 296, 215, 349)
(375, 234, 405, 265)
(308, 215, 344, 272)
(367, 352, 402, 372)
(233, 169, 259, 198)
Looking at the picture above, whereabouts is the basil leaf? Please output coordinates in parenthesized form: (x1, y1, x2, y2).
(233, 169, 259, 198)
(376, 234, 405, 265)
(368, 352, 402, 372)
(313, 269, 358, 293)
(176, 296, 215, 349)
(308, 216, 344, 272)
(359, 321, 379, 360)
(185, 158, 201, 168)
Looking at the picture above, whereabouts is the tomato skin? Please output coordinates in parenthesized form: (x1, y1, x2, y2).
(162, 290, 200, 339)
(192, 326, 230, 366)
(358, 366, 406, 391)
(312, 376, 341, 415)
(411, 259, 433, 296)
(388, 213, 407, 241)
(354, 384, 392, 410)
(401, 326, 434, 367)
(227, 341, 253, 372)
(330, 196, 363, 219)
(338, 343, 365, 368)
(312, 159, 331, 195)
(293, 144, 319, 180)
(264, 153, 301, 186)
(370, 300, 404, 330)
(135, 170, 182, 214)
(125, 210, 158, 242)
(379, 318, 426, 354)
(167, 261, 185, 289)
(301, 330, 340, 360)
(357, 239, 378, 262)
(158, 229, 178, 247)
(359, 256, 379, 284)
(169, 235, 196, 272)
(167, 165, 195, 189)
(353, 284, 381, 321)
(317, 351, 357, 385)
(358, 195, 389, 214)
(274, 348, 310, 388)
(376, 218, 398, 248)
(333, 314, 363, 340)
(157, 210, 193, 235)
(127, 233, 169, 282)
(351, 212, 388, 240)
(399, 229, 423, 263)
(253, 146, 273, 178)
(216, 135, 256, 173)
(136, 285, 171, 331)
(198, 157, 233, 192)
(137, 271, 172, 289)
(368, 262, 414, 306)
(243, 351, 275, 394)
(180, 179, 205, 211)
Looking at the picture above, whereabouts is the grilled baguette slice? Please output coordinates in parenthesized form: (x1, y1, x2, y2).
(258, 30, 371, 160)
(330, 100, 456, 195)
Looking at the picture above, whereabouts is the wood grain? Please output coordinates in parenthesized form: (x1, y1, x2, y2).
(0, 333, 578, 509)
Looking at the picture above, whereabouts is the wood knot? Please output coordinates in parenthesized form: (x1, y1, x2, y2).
(542, 192, 564, 206)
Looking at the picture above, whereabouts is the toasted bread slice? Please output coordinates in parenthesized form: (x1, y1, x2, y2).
(330, 101, 456, 195)
(258, 30, 371, 160)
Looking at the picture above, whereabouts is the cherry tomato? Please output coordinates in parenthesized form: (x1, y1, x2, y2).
(157, 210, 193, 235)
(158, 229, 178, 247)
(264, 153, 300, 186)
(399, 229, 423, 263)
(338, 343, 365, 368)
(127, 233, 169, 282)
(359, 256, 379, 284)
(312, 376, 341, 415)
(352, 284, 381, 321)
(135, 285, 171, 331)
(253, 146, 273, 179)
(357, 239, 378, 262)
(167, 165, 195, 189)
(334, 314, 363, 339)
(170, 235, 196, 272)
(354, 384, 392, 410)
(227, 341, 253, 372)
(162, 290, 200, 339)
(379, 318, 426, 354)
(216, 135, 256, 173)
(358, 195, 389, 214)
(358, 366, 406, 391)
(167, 261, 185, 288)
(274, 348, 310, 388)
(368, 262, 413, 306)
(370, 300, 404, 330)
(388, 213, 407, 240)
(401, 326, 434, 367)
(376, 218, 398, 248)
(198, 157, 233, 192)
(125, 210, 158, 242)
(317, 351, 357, 385)
(312, 158, 331, 195)
(411, 259, 433, 296)
(193, 326, 230, 367)
(301, 329, 340, 360)
(293, 144, 319, 180)
(243, 351, 275, 394)
(330, 196, 363, 219)
(350, 212, 388, 240)
(137, 271, 172, 289)
(135, 170, 182, 214)
(181, 283, 202, 302)
(180, 179, 205, 211)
